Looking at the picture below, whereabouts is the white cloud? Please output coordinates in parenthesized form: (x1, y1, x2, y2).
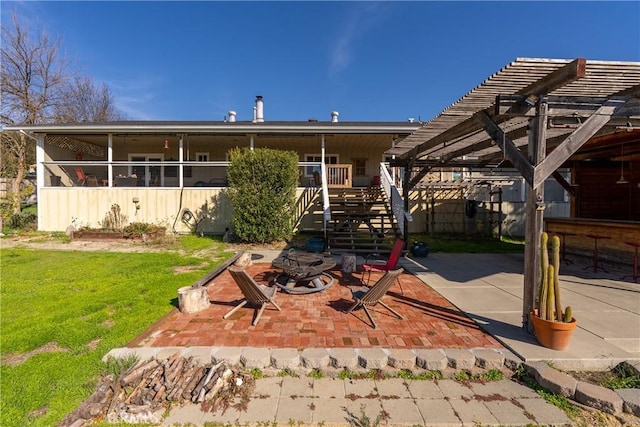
(329, 3, 390, 75)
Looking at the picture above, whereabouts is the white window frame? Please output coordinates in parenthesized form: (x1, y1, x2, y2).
(304, 153, 339, 176)
(195, 152, 210, 162)
(128, 153, 164, 187)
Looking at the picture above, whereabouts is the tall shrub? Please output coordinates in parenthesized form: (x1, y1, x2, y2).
(227, 148, 299, 243)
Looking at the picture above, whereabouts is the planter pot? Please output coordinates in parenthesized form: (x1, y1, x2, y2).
(410, 241, 430, 258)
(73, 231, 126, 240)
(305, 237, 325, 253)
(530, 310, 577, 351)
(72, 229, 164, 242)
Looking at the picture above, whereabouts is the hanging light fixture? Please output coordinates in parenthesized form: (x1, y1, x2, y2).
(163, 139, 169, 150)
(616, 142, 628, 184)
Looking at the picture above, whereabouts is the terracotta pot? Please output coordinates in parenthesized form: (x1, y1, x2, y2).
(530, 310, 577, 351)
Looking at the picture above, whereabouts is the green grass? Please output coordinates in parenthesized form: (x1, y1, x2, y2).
(410, 234, 525, 253)
(0, 240, 233, 427)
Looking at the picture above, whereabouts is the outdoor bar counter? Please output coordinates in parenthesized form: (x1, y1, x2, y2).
(544, 217, 640, 265)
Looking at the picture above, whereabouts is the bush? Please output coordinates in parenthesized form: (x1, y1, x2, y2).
(123, 222, 166, 238)
(227, 147, 299, 243)
(5, 211, 37, 230)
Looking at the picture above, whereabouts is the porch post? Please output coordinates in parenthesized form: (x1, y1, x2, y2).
(178, 135, 184, 188)
(522, 100, 548, 333)
(35, 134, 45, 230)
(250, 134, 255, 151)
(107, 134, 113, 187)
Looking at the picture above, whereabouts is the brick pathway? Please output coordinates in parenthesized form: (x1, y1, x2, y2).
(130, 264, 502, 350)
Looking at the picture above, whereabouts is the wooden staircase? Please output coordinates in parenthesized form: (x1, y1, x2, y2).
(326, 187, 400, 254)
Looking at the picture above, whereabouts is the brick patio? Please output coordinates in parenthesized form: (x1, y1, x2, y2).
(129, 264, 503, 350)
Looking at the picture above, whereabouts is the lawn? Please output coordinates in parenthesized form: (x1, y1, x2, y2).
(0, 236, 233, 427)
(410, 234, 525, 254)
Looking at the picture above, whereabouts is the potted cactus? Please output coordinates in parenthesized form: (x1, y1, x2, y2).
(530, 232, 577, 350)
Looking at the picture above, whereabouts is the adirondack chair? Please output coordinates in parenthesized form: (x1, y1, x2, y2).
(346, 268, 404, 329)
(223, 267, 281, 326)
(75, 167, 97, 186)
(362, 237, 405, 286)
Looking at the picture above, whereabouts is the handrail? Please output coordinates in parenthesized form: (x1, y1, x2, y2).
(320, 162, 331, 224)
(380, 163, 412, 237)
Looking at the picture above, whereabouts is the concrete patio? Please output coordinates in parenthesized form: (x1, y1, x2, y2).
(403, 252, 640, 371)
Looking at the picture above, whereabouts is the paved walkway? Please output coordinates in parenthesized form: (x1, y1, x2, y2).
(162, 376, 571, 426)
(114, 250, 639, 426)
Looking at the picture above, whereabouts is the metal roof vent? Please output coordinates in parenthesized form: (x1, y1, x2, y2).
(408, 117, 415, 123)
(254, 95, 264, 123)
(331, 111, 339, 122)
(228, 111, 237, 123)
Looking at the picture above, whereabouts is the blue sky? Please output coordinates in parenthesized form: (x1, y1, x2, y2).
(3, 1, 639, 122)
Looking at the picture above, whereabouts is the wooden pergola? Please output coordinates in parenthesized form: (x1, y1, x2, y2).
(386, 58, 640, 332)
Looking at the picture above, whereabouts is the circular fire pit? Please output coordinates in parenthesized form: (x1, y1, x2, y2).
(271, 250, 336, 294)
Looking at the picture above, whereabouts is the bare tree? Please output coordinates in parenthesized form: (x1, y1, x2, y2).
(1, 14, 124, 216)
(1, 14, 68, 214)
(55, 76, 125, 123)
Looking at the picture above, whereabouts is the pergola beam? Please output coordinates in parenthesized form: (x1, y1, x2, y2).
(475, 111, 534, 185)
(532, 98, 627, 188)
(517, 58, 586, 97)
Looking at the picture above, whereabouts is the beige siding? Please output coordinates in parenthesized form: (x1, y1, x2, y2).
(39, 187, 321, 234)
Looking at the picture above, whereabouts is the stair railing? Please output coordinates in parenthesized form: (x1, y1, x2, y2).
(379, 163, 412, 237)
(321, 162, 331, 241)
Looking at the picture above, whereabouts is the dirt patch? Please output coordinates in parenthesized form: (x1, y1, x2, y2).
(2, 341, 70, 366)
(173, 261, 211, 274)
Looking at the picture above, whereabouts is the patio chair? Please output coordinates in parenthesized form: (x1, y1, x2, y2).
(75, 167, 97, 186)
(223, 267, 281, 326)
(362, 237, 405, 286)
(346, 268, 404, 329)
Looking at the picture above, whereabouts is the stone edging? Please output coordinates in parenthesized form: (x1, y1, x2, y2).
(104, 346, 521, 373)
(105, 346, 640, 419)
(524, 361, 640, 417)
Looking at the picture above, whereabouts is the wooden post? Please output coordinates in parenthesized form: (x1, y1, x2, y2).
(522, 100, 548, 333)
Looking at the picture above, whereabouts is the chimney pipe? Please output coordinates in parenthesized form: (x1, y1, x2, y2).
(331, 111, 339, 122)
(228, 111, 236, 123)
(255, 95, 264, 123)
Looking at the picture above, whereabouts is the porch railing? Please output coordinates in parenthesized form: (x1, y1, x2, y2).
(380, 163, 412, 237)
(325, 164, 352, 188)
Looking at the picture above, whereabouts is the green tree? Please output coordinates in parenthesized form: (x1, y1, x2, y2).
(227, 148, 299, 243)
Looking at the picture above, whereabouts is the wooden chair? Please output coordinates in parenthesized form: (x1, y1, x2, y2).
(346, 268, 404, 329)
(362, 238, 405, 286)
(75, 167, 97, 186)
(223, 267, 281, 326)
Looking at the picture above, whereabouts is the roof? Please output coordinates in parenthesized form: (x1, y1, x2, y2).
(4, 120, 420, 136)
(386, 58, 640, 164)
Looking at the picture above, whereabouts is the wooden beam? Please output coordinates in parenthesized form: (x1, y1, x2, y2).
(516, 58, 586, 97)
(522, 100, 548, 334)
(408, 166, 432, 189)
(443, 125, 529, 161)
(475, 111, 534, 185)
(532, 98, 627, 188)
(551, 170, 576, 195)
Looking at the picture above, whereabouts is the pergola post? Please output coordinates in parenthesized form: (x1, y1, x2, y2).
(522, 100, 548, 333)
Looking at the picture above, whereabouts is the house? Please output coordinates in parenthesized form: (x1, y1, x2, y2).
(7, 97, 421, 240)
(7, 58, 639, 263)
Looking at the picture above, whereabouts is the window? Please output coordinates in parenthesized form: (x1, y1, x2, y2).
(352, 158, 366, 176)
(196, 152, 209, 162)
(305, 154, 338, 176)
